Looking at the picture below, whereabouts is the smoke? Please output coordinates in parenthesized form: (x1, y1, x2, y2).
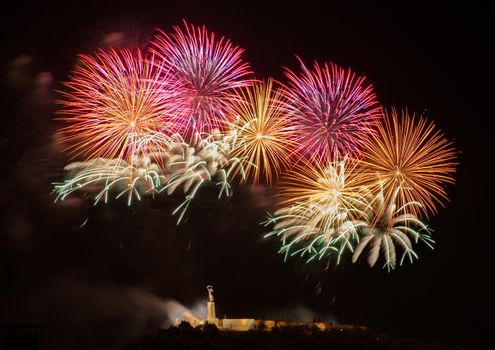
(5, 54, 33, 91)
(266, 305, 339, 323)
(0, 276, 193, 350)
(102, 32, 126, 48)
(163, 298, 208, 328)
(163, 298, 207, 322)
(291, 305, 317, 322)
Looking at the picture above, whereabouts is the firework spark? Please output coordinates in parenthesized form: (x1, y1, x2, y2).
(352, 184, 434, 271)
(229, 79, 295, 185)
(53, 157, 167, 206)
(360, 108, 457, 217)
(150, 21, 252, 137)
(283, 58, 382, 162)
(264, 158, 369, 263)
(51, 24, 458, 273)
(162, 130, 248, 224)
(57, 48, 177, 163)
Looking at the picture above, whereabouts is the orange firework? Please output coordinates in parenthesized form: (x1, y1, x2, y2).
(229, 79, 296, 185)
(277, 157, 369, 216)
(264, 158, 370, 263)
(361, 108, 457, 217)
(57, 48, 177, 164)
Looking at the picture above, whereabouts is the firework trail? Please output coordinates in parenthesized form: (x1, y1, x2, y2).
(53, 157, 167, 206)
(162, 129, 249, 224)
(228, 79, 295, 185)
(57, 48, 178, 163)
(283, 57, 382, 163)
(360, 108, 457, 217)
(150, 20, 252, 138)
(264, 158, 369, 263)
(54, 129, 249, 223)
(352, 183, 434, 271)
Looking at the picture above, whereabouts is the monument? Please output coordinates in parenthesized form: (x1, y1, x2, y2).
(175, 285, 361, 332)
(202, 284, 254, 331)
(206, 285, 217, 324)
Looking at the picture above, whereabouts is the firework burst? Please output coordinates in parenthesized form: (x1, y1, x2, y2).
(150, 21, 252, 137)
(53, 157, 167, 206)
(229, 79, 295, 185)
(57, 48, 177, 163)
(283, 58, 382, 162)
(51, 23, 458, 274)
(264, 158, 369, 263)
(360, 108, 457, 217)
(352, 183, 434, 271)
(162, 129, 248, 224)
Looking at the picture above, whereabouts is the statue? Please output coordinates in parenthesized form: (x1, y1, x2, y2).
(206, 285, 214, 302)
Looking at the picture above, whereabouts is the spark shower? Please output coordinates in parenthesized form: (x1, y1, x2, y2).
(53, 20, 457, 271)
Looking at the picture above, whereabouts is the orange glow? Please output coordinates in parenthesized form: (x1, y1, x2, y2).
(360, 108, 457, 217)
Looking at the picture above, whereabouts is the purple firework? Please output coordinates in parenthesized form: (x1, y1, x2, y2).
(284, 57, 382, 163)
(149, 20, 252, 138)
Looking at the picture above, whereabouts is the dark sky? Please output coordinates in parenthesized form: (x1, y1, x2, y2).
(0, 1, 487, 349)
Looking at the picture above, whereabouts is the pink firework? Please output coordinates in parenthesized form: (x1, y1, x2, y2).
(149, 20, 252, 137)
(284, 58, 382, 162)
(58, 48, 178, 163)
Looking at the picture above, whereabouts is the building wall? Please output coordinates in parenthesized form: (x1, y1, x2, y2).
(218, 318, 255, 331)
(252, 320, 366, 331)
(179, 313, 365, 333)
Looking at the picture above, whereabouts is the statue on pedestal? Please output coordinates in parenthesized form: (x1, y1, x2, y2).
(206, 285, 214, 302)
(206, 285, 216, 324)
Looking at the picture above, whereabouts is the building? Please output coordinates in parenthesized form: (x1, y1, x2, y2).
(176, 285, 365, 332)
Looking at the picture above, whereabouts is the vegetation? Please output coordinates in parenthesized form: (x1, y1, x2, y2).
(125, 322, 464, 350)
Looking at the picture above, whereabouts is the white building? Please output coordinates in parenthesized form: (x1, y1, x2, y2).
(177, 285, 364, 332)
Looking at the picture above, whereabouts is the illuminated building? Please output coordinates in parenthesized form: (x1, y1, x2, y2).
(176, 285, 365, 332)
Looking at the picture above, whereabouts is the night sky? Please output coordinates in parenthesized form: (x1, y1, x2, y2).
(0, 1, 487, 349)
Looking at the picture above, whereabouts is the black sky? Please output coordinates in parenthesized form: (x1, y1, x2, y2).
(0, 1, 488, 349)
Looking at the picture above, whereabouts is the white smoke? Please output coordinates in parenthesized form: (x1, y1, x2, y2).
(163, 298, 207, 324)
(267, 305, 339, 323)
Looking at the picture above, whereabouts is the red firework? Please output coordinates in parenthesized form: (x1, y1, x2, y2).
(284, 57, 382, 163)
(149, 20, 252, 138)
(57, 48, 178, 163)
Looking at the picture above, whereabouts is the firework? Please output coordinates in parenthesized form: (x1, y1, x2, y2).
(283, 58, 382, 162)
(57, 48, 178, 163)
(51, 24, 458, 274)
(150, 20, 252, 137)
(264, 158, 369, 263)
(53, 157, 167, 206)
(228, 79, 295, 185)
(276, 157, 368, 210)
(360, 108, 457, 217)
(162, 129, 248, 224)
(352, 183, 434, 271)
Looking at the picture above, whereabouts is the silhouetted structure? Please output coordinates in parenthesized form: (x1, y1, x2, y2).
(176, 285, 365, 332)
(0, 324, 44, 350)
(127, 322, 465, 350)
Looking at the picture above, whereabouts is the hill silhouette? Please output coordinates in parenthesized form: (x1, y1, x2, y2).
(126, 322, 465, 350)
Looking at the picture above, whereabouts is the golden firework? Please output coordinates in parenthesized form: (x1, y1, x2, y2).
(361, 108, 457, 217)
(57, 48, 175, 164)
(229, 79, 295, 184)
(265, 158, 370, 262)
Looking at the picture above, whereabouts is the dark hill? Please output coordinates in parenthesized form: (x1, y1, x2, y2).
(126, 322, 465, 350)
